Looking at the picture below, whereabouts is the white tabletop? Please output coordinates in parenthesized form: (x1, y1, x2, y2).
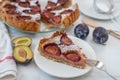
(8, 1, 120, 80)
(8, 15, 120, 80)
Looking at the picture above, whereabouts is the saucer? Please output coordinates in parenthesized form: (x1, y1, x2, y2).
(78, 0, 120, 20)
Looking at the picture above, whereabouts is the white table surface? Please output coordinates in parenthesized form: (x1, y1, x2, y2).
(8, 1, 120, 80)
(8, 15, 120, 80)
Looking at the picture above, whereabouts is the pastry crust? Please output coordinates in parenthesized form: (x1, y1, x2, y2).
(62, 4, 80, 28)
(0, 0, 41, 32)
(38, 31, 87, 69)
(0, 11, 40, 31)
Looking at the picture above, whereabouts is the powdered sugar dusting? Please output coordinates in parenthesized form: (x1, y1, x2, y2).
(11, 2, 31, 12)
(49, 35, 62, 44)
(49, 33, 80, 53)
(30, 0, 38, 6)
(20, 0, 26, 2)
(58, 44, 80, 53)
(10, 0, 40, 20)
(51, 0, 78, 19)
(49, 0, 58, 3)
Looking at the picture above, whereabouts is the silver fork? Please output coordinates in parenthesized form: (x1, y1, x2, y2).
(86, 59, 118, 80)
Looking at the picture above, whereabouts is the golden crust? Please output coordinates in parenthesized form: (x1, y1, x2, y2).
(38, 31, 87, 69)
(0, 11, 40, 32)
(62, 4, 80, 28)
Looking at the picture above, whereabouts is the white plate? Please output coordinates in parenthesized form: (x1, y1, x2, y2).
(34, 36, 96, 78)
(78, 0, 120, 20)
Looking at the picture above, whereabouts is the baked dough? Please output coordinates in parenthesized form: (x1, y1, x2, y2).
(38, 31, 87, 69)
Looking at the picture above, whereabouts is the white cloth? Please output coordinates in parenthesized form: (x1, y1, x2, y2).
(0, 21, 17, 80)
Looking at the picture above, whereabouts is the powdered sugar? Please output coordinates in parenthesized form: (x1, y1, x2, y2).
(30, 0, 38, 6)
(49, 36, 61, 44)
(49, 34, 80, 53)
(51, 0, 78, 19)
(49, 0, 58, 3)
(10, 0, 40, 20)
(11, 2, 31, 12)
(20, 0, 26, 2)
(58, 44, 80, 53)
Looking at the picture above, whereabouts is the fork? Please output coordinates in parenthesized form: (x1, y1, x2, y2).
(86, 59, 118, 80)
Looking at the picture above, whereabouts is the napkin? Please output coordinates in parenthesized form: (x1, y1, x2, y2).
(0, 21, 17, 80)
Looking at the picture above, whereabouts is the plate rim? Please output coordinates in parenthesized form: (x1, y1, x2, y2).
(33, 36, 96, 78)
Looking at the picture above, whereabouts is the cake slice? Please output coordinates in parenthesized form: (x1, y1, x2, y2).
(0, 0, 41, 32)
(38, 31, 87, 69)
(42, 0, 80, 28)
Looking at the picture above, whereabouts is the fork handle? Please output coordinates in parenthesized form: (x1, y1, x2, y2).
(108, 30, 120, 40)
(102, 70, 118, 80)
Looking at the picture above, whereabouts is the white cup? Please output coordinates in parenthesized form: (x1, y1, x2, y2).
(93, 0, 114, 14)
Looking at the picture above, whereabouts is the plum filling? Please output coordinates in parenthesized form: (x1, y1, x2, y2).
(3, 0, 41, 21)
(4, 4, 16, 10)
(19, 2, 30, 7)
(42, 11, 55, 20)
(60, 10, 73, 14)
(4, 4, 16, 13)
(60, 34, 73, 45)
(46, 1, 57, 10)
(58, 0, 68, 6)
(31, 6, 41, 12)
(3, 4, 21, 14)
(51, 15, 62, 24)
(23, 10, 39, 14)
(63, 51, 81, 62)
(17, 16, 31, 20)
(44, 43, 61, 56)
(10, 0, 20, 3)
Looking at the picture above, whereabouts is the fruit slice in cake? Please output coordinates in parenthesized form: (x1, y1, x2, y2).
(42, 0, 80, 28)
(45, 0, 72, 10)
(0, 0, 41, 32)
(38, 31, 87, 69)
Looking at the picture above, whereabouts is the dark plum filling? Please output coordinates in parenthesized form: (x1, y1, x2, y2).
(44, 43, 61, 56)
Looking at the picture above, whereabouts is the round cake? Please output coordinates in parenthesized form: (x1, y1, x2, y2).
(0, 0, 80, 32)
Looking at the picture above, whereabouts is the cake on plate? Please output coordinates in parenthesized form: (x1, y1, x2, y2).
(0, 0, 80, 32)
(0, 0, 41, 32)
(38, 30, 87, 68)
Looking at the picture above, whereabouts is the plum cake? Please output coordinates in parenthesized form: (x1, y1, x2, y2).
(0, 0, 80, 32)
(0, 0, 41, 32)
(38, 31, 87, 69)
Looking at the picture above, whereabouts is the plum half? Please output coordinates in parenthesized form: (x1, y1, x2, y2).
(13, 46, 33, 64)
(12, 36, 32, 47)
